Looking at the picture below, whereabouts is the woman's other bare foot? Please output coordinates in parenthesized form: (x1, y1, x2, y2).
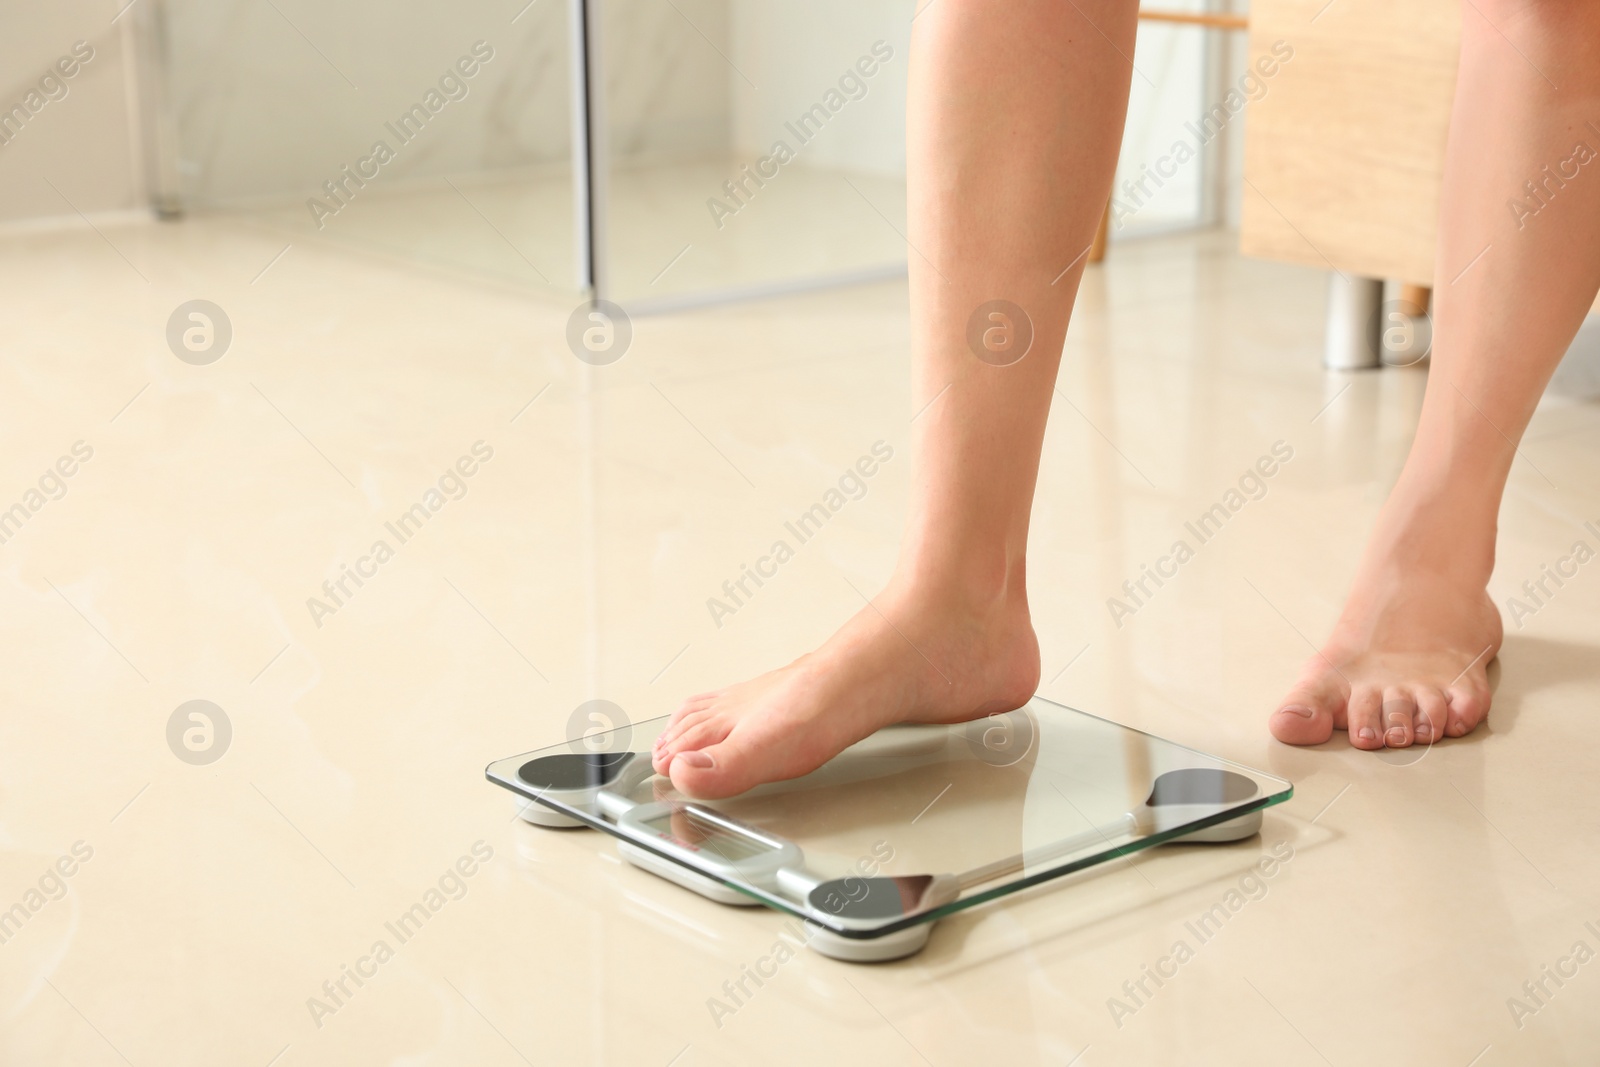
(1272, 0, 1600, 751)
(1271, 467, 1501, 750)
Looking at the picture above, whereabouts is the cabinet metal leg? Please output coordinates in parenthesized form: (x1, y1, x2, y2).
(1324, 273, 1383, 370)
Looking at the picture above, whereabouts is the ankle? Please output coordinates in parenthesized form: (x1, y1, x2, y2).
(890, 545, 1029, 619)
(1371, 468, 1500, 583)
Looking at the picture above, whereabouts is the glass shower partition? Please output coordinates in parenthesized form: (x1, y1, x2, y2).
(161, 0, 581, 298)
(590, 0, 912, 311)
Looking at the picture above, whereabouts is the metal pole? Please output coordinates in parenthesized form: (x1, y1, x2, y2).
(127, 0, 183, 218)
(568, 0, 607, 301)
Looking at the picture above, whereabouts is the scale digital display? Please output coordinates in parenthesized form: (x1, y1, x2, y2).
(642, 806, 781, 862)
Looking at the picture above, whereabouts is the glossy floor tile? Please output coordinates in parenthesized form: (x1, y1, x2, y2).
(2, 220, 1599, 1066)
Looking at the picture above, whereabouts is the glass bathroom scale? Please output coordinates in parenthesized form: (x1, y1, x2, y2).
(486, 696, 1292, 962)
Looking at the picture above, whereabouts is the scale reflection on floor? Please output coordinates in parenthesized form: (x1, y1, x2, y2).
(487, 696, 1293, 963)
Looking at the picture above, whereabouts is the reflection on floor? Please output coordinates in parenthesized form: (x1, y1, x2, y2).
(231, 155, 909, 305)
(2, 220, 1599, 1065)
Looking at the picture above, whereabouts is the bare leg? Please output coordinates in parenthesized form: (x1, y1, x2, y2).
(1272, 0, 1600, 749)
(654, 0, 1139, 797)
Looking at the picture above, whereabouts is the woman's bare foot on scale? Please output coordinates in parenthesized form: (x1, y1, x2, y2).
(652, 573, 1040, 798)
(1271, 471, 1501, 750)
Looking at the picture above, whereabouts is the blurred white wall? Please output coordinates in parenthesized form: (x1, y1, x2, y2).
(1115, 3, 1252, 237)
(728, 0, 910, 178)
(1115, 19, 1210, 235)
(163, 0, 733, 204)
(0, 1, 144, 226)
(604, 0, 732, 163)
(166, 0, 574, 204)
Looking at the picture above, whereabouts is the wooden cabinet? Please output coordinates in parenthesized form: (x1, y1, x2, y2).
(1239, 0, 1460, 286)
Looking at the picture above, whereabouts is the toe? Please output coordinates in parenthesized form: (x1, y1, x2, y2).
(1413, 687, 1447, 744)
(668, 718, 726, 756)
(1382, 686, 1416, 748)
(654, 705, 713, 754)
(654, 717, 731, 776)
(669, 736, 758, 800)
(652, 716, 693, 773)
(651, 726, 684, 773)
(1347, 687, 1385, 750)
(660, 692, 720, 735)
(1445, 682, 1491, 737)
(1269, 676, 1343, 745)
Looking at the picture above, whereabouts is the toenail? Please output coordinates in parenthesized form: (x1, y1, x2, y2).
(1415, 725, 1431, 740)
(674, 750, 714, 770)
(1386, 728, 1406, 746)
(1279, 705, 1316, 719)
(1358, 728, 1376, 742)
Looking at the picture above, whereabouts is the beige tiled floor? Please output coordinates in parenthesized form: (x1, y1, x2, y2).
(3, 220, 1599, 1066)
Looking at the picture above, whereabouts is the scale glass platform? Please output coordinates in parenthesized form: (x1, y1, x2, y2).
(487, 696, 1292, 962)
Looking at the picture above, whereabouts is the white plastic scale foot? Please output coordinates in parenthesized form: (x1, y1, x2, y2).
(1174, 807, 1262, 843)
(800, 921, 934, 963)
(515, 798, 585, 828)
